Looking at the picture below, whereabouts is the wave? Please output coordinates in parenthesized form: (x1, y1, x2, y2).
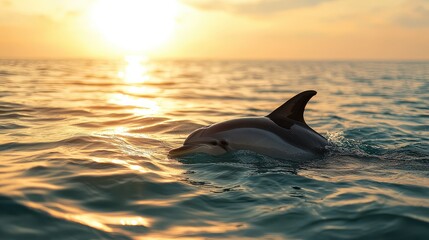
(0, 195, 129, 240)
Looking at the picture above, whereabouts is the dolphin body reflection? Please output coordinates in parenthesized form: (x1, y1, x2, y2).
(169, 90, 328, 159)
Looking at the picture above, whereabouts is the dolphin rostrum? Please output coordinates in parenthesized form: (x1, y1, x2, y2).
(169, 90, 328, 159)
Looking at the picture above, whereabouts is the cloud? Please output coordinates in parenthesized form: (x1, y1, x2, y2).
(181, 0, 332, 16)
(395, 0, 429, 27)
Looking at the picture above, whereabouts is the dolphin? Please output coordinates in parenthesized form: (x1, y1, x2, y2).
(169, 90, 328, 159)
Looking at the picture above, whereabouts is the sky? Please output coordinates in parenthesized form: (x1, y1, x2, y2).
(0, 0, 428, 59)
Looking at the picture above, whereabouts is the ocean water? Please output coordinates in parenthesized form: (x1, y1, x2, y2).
(0, 59, 428, 240)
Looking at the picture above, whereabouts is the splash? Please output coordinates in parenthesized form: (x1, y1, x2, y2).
(325, 131, 374, 157)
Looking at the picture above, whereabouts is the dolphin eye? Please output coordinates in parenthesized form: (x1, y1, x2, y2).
(220, 140, 228, 146)
(210, 141, 218, 145)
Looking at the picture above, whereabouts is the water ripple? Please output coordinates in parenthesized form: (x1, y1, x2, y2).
(0, 60, 428, 239)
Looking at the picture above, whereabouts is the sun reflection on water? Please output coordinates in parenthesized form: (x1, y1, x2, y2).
(118, 56, 149, 84)
(109, 93, 160, 116)
(93, 157, 147, 174)
(67, 214, 151, 232)
(119, 217, 150, 226)
(69, 214, 113, 232)
(109, 56, 161, 116)
(124, 86, 161, 96)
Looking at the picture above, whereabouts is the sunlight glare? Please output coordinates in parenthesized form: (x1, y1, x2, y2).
(109, 93, 160, 116)
(117, 55, 149, 83)
(93, 157, 148, 174)
(91, 0, 179, 53)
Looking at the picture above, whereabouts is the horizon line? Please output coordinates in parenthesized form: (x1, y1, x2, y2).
(1, 57, 429, 62)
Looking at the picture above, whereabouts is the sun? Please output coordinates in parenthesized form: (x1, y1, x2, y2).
(90, 0, 179, 53)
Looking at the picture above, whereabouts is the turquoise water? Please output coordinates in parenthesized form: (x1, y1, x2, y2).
(0, 59, 428, 239)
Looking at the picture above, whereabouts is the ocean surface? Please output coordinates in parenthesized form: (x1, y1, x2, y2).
(0, 59, 428, 240)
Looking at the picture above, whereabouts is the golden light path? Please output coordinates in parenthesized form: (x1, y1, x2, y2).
(109, 93, 160, 116)
(90, 0, 179, 52)
(25, 200, 151, 233)
(118, 55, 149, 84)
(109, 56, 160, 116)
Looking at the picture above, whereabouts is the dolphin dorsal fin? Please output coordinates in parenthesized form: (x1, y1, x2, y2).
(266, 90, 317, 126)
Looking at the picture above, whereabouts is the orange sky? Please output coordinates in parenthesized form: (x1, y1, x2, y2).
(1, 0, 429, 59)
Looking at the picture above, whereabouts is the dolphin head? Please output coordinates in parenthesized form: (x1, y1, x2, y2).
(168, 127, 230, 157)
